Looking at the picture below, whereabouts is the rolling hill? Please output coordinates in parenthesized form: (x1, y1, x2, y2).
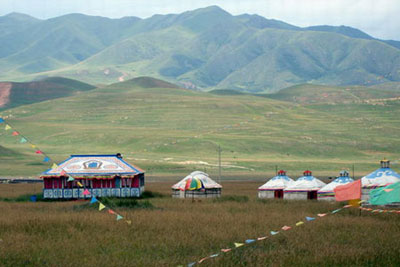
(0, 77, 95, 110)
(0, 76, 399, 177)
(1, 6, 400, 92)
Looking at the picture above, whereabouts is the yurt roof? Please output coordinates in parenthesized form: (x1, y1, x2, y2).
(41, 154, 144, 177)
(284, 174, 326, 191)
(361, 167, 400, 187)
(318, 176, 354, 193)
(172, 171, 222, 190)
(258, 174, 294, 190)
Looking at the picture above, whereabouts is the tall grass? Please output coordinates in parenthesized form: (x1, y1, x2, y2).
(0, 182, 399, 266)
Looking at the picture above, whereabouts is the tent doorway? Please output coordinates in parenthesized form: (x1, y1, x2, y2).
(274, 190, 284, 199)
(307, 191, 317, 200)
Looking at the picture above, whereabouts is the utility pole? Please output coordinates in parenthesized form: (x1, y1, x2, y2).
(218, 145, 222, 184)
(352, 164, 355, 179)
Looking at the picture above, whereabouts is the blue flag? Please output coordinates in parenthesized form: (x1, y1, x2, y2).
(43, 157, 50, 162)
(0, 118, 4, 123)
(90, 196, 98, 204)
(306, 216, 315, 221)
(270, 231, 279, 235)
(245, 239, 255, 244)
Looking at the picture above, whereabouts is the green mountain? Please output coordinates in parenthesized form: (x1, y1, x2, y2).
(1, 6, 400, 92)
(0, 77, 399, 177)
(0, 77, 95, 110)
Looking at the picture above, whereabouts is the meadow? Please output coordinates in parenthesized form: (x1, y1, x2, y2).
(0, 182, 400, 266)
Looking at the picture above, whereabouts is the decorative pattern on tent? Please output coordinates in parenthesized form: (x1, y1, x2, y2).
(361, 167, 400, 188)
(284, 170, 326, 192)
(42, 154, 143, 178)
(172, 171, 222, 198)
(172, 171, 222, 190)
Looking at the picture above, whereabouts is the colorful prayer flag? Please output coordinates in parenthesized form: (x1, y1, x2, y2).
(5, 124, 11, 130)
(282, 226, 291, 231)
(306, 216, 315, 221)
(296, 221, 304, 226)
(188, 262, 196, 267)
(0, 118, 4, 123)
(245, 239, 255, 244)
(126, 220, 132, 225)
(30, 144, 36, 148)
(77, 181, 83, 187)
(221, 248, 232, 253)
(270, 231, 279, 235)
(90, 196, 97, 204)
(317, 213, 327, 217)
(257, 236, 267, 241)
(116, 215, 123, 221)
(331, 208, 342, 214)
(209, 254, 219, 258)
(43, 157, 50, 162)
(99, 203, 106, 211)
(234, 243, 244, 248)
(51, 163, 58, 170)
(35, 150, 43, 154)
(83, 189, 90, 196)
(12, 131, 19, 136)
(108, 209, 116, 215)
(334, 179, 361, 201)
(60, 170, 67, 176)
(67, 176, 75, 182)
(19, 137, 27, 143)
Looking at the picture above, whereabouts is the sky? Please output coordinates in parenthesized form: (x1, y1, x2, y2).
(2, 0, 400, 40)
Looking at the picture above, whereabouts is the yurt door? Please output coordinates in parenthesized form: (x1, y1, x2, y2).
(274, 190, 284, 199)
(307, 191, 317, 200)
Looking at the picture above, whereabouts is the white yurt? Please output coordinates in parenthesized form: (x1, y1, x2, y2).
(284, 170, 326, 200)
(171, 171, 222, 198)
(361, 160, 400, 202)
(258, 170, 294, 199)
(317, 170, 354, 201)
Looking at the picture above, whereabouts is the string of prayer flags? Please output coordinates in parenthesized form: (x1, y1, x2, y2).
(99, 203, 106, 211)
(296, 221, 304, 226)
(282, 226, 291, 231)
(270, 231, 279, 235)
(306, 216, 315, 221)
(90, 197, 98, 204)
(331, 208, 342, 214)
(234, 243, 244, 248)
(20, 137, 27, 143)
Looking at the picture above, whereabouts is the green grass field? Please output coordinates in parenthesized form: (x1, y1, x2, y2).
(0, 182, 399, 266)
(0, 78, 400, 179)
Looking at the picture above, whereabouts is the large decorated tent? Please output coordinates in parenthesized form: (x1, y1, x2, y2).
(361, 160, 400, 202)
(284, 170, 326, 200)
(317, 170, 354, 201)
(171, 171, 222, 198)
(258, 170, 294, 199)
(41, 154, 145, 199)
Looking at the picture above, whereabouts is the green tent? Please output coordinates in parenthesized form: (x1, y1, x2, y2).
(369, 182, 400, 205)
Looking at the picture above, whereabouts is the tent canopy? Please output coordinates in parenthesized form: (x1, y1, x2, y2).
(361, 167, 400, 187)
(258, 170, 294, 190)
(318, 172, 354, 193)
(285, 171, 326, 191)
(172, 171, 222, 190)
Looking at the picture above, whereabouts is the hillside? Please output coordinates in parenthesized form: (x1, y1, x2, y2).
(0, 77, 399, 177)
(0, 77, 95, 110)
(1, 6, 400, 92)
(265, 84, 400, 104)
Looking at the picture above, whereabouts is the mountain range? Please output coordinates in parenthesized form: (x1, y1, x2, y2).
(1, 6, 400, 92)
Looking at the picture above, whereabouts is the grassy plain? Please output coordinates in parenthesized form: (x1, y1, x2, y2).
(0, 182, 399, 266)
(1, 79, 400, 179)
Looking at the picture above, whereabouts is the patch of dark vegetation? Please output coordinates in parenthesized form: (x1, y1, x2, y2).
(139, 190, 165, 199)
(213, 195, 249, 203)
(74, 197, 155, 211)
(0, 193, 47, 202)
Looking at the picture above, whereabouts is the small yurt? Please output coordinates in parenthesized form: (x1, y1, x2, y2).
(361, 160, 400, 202)
(284, 170, 326, 200)
(317, 170, 354, 201)
(171, 171, 222, 198)
(258, 170, 294, 199)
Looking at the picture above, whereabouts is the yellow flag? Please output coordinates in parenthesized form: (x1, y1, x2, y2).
(5, 124, 11, 130)
(99, 203, 106, 211)
(51, 163, 58, 170)
(126, 220, 132, 225)
(296, 221, 304, 226)
(234, 243, 244, 248)
(349, 199, 361, 207)
(77, 182, 83, 187)
(30, 144, 37, 148)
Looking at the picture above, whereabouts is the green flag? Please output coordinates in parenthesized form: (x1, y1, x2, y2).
(370, 182, 400, 205)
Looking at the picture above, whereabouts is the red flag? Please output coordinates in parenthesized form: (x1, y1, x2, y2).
(35, 150, 43, 154)
(334, 179, 361, 201)
(12, 131, 19, 136)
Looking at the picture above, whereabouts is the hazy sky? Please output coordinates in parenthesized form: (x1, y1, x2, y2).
(2, 0, 400, 40)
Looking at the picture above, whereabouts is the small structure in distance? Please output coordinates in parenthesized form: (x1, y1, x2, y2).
(258, 170, 294, 199)
(171, 171, 222, 198)
(284, 170, 326, 200)
(317, 170, 354, 201)
(41, 154, 145, 199)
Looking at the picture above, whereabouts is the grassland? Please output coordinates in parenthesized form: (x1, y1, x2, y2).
(0, 182, 399, 266)
(1, 78, 400, 179)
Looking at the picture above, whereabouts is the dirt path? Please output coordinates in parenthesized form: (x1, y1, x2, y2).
(0, 82, 11, 108)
